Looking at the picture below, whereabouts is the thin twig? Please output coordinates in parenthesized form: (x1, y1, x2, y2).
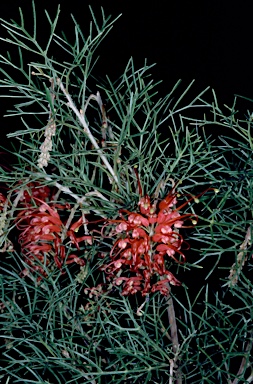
(229, 226, 251, 286)
(51, 179, 84, 203)
(225, 356, 233, 384)
(61, 203, 80, 242)
(169, 359, 175, 384)
(43, 176, 108, 218)
(0, 187, 25, 252)
(232, 333, 253, 384)
(246, 371, 253, 383)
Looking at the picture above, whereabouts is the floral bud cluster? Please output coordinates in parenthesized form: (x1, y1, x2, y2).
(38, 119, 56, 168)
(101, 191, 197, 296)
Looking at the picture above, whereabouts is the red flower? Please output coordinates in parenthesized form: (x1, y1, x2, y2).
(100, 187, 199, 296)
(115, 276, 143, 296)
(15, 186, 91, 279)
(17, 181, 51, 204)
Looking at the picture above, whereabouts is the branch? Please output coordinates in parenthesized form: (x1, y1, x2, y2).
(43, 176, 108, 219)
(56, 78, 119, 185)
(166, 283, 182, 384)
(232, 333, 253, 384)
(229, 226, 251, 286)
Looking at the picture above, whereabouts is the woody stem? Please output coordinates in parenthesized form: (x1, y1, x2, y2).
(166, 283, 182, 384)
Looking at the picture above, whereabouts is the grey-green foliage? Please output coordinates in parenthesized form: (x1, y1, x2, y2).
(0, 2, 253, 383)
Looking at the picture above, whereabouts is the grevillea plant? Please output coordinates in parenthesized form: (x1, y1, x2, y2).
(0, 3, 253, 384)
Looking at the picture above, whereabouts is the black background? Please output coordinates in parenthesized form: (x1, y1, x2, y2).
(1, 0, 252, 148)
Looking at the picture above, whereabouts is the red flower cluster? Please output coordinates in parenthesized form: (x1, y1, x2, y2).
(101, 190, 198, 296)
(16, 182, 92, 279)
